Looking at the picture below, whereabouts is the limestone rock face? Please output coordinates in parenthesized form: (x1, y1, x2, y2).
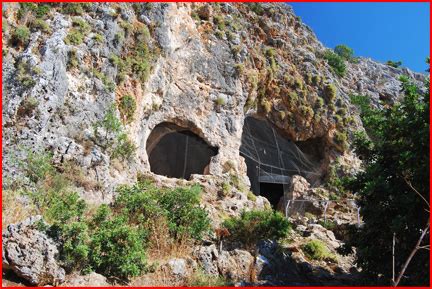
(2, 216, 65, 286)
(2, 2, 425, 206)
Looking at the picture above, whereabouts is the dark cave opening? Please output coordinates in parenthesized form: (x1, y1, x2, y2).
(240, 116, 323, 201)
(146, 122, 218, 179)
(259, 182, 285, 209)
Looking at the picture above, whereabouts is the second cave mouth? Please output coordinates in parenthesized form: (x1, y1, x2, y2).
(240, 116, 324, 207)
(147, 122, 218, 180)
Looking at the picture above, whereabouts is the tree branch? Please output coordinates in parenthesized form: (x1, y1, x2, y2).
(403, 176, 429, 208)
(393, 222, 430, 287)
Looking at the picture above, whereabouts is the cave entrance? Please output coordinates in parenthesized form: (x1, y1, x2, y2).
(240, 116, 323, 201)
(146, 122, 218, 179)
(259, 182, 284, 209)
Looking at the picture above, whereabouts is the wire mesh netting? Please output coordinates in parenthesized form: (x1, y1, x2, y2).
(240, 116, 322, 198)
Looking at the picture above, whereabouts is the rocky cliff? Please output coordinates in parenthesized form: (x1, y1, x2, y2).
(1, 2, 426, 286)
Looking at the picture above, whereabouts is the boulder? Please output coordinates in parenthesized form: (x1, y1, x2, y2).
(217, 249, 254, 281)
(194, 244, 219, 275)
(2, 216, 65, 286)
(62, 272, 110, 286)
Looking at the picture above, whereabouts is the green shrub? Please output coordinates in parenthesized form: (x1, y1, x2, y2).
(119, 95, 136, 122)
(302, 240, 337, 262)
(215, 97, 226, 106)
(213, 15, 225, 30)
(261, 99, 272, 113)
(386, 60, 402, 68)
(24, 150, 55, 184)
(158, 185, 211, 240)
(93, 33, 104, 43)
(17, 97, 39, 118)
(334, 131, 348, 150)
(299, 105, 314, 119)
(62, 3, 90, 16)
(67, 49, 78, 69)
(12, 25, 30, 46)
(250, 3, 265, 16)
(30, 19, 51, 33)
(312, 75, 321, 85)
(116, 182, 210, 240)
(286, 91, 298, 107)
(323, 50, 346, 77)
(220, 182, 232, 198)
(324, 83, 337, 103)
(60, 221, 91, 271)
(17, 3, 50, 19)
(93, 105, 122, 145)
(247, 191, 257, 202)
(234, 63, 244, 75)
(46, 191, 86, 224)
(334, 44, 354, 61)
(222, 209, 290, 250)
(187, 268, 229, 286)
(16, 61, 36, 88)
(72, 17, 90, 33)
(65, 29, 84, 45)
(316, 97, 324, 108)
(89, 211, 147, 279)
(215, 30, 224, 39)
(111, 133, 136, 160)
(318, 220, 337, 231)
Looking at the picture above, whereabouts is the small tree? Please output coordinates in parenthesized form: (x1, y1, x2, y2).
(334, 44, 354, 61)
(347, 76, 430, 285)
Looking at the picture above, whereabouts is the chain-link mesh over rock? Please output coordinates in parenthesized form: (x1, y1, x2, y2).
(240, 116, 323, 207)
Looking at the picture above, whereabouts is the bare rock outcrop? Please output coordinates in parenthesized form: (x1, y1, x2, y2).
(2, 216, 65, 286)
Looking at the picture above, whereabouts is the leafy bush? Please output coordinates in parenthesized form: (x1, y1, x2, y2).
(324, 83, 337, 103)
(119, 95, 136, 122)
(12, 26, 30, 46)
(30, 19, 51, 33)
(93, 105, 122, 145)
(299, 105, 314, 119)
(222, 209, 290, 250)
(17, 97, 39, 118)
(67, 49, 79, 69)
(62, 3, 90, 15)
(72, 17, 91, 33)
(323, 50, 346, 77)
(111, 133, 136, 160)
(158, 185, 211, 240)
(24, 150, 55, 183)
(89, 211, 147, 279)
(215, 97, 226, 106)
(302, 240, 337, 262)
(93, 33, 104, 43)
(386, 60, 402, 68)
(65, 29, 84, 45)
(115, 182, 211, 241)
(334, 44, 354, 61)
(333, 131, 348, 150)
(261, 99, 272, 113)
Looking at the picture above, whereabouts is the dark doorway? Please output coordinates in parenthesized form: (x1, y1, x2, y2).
(259, 182, 285, 208)
(147, 122, 218, 179)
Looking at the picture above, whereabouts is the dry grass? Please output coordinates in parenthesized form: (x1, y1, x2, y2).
(2, 189, 38, 230)
(61, 160, 101, 191)
(146, 217, 193, 263)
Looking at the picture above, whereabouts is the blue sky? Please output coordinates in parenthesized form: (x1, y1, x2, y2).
(288, 2, 430, 72)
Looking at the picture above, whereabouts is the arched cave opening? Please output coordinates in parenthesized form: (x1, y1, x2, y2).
(239, 116, 323, 208)
(146, 122, 218, 180)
